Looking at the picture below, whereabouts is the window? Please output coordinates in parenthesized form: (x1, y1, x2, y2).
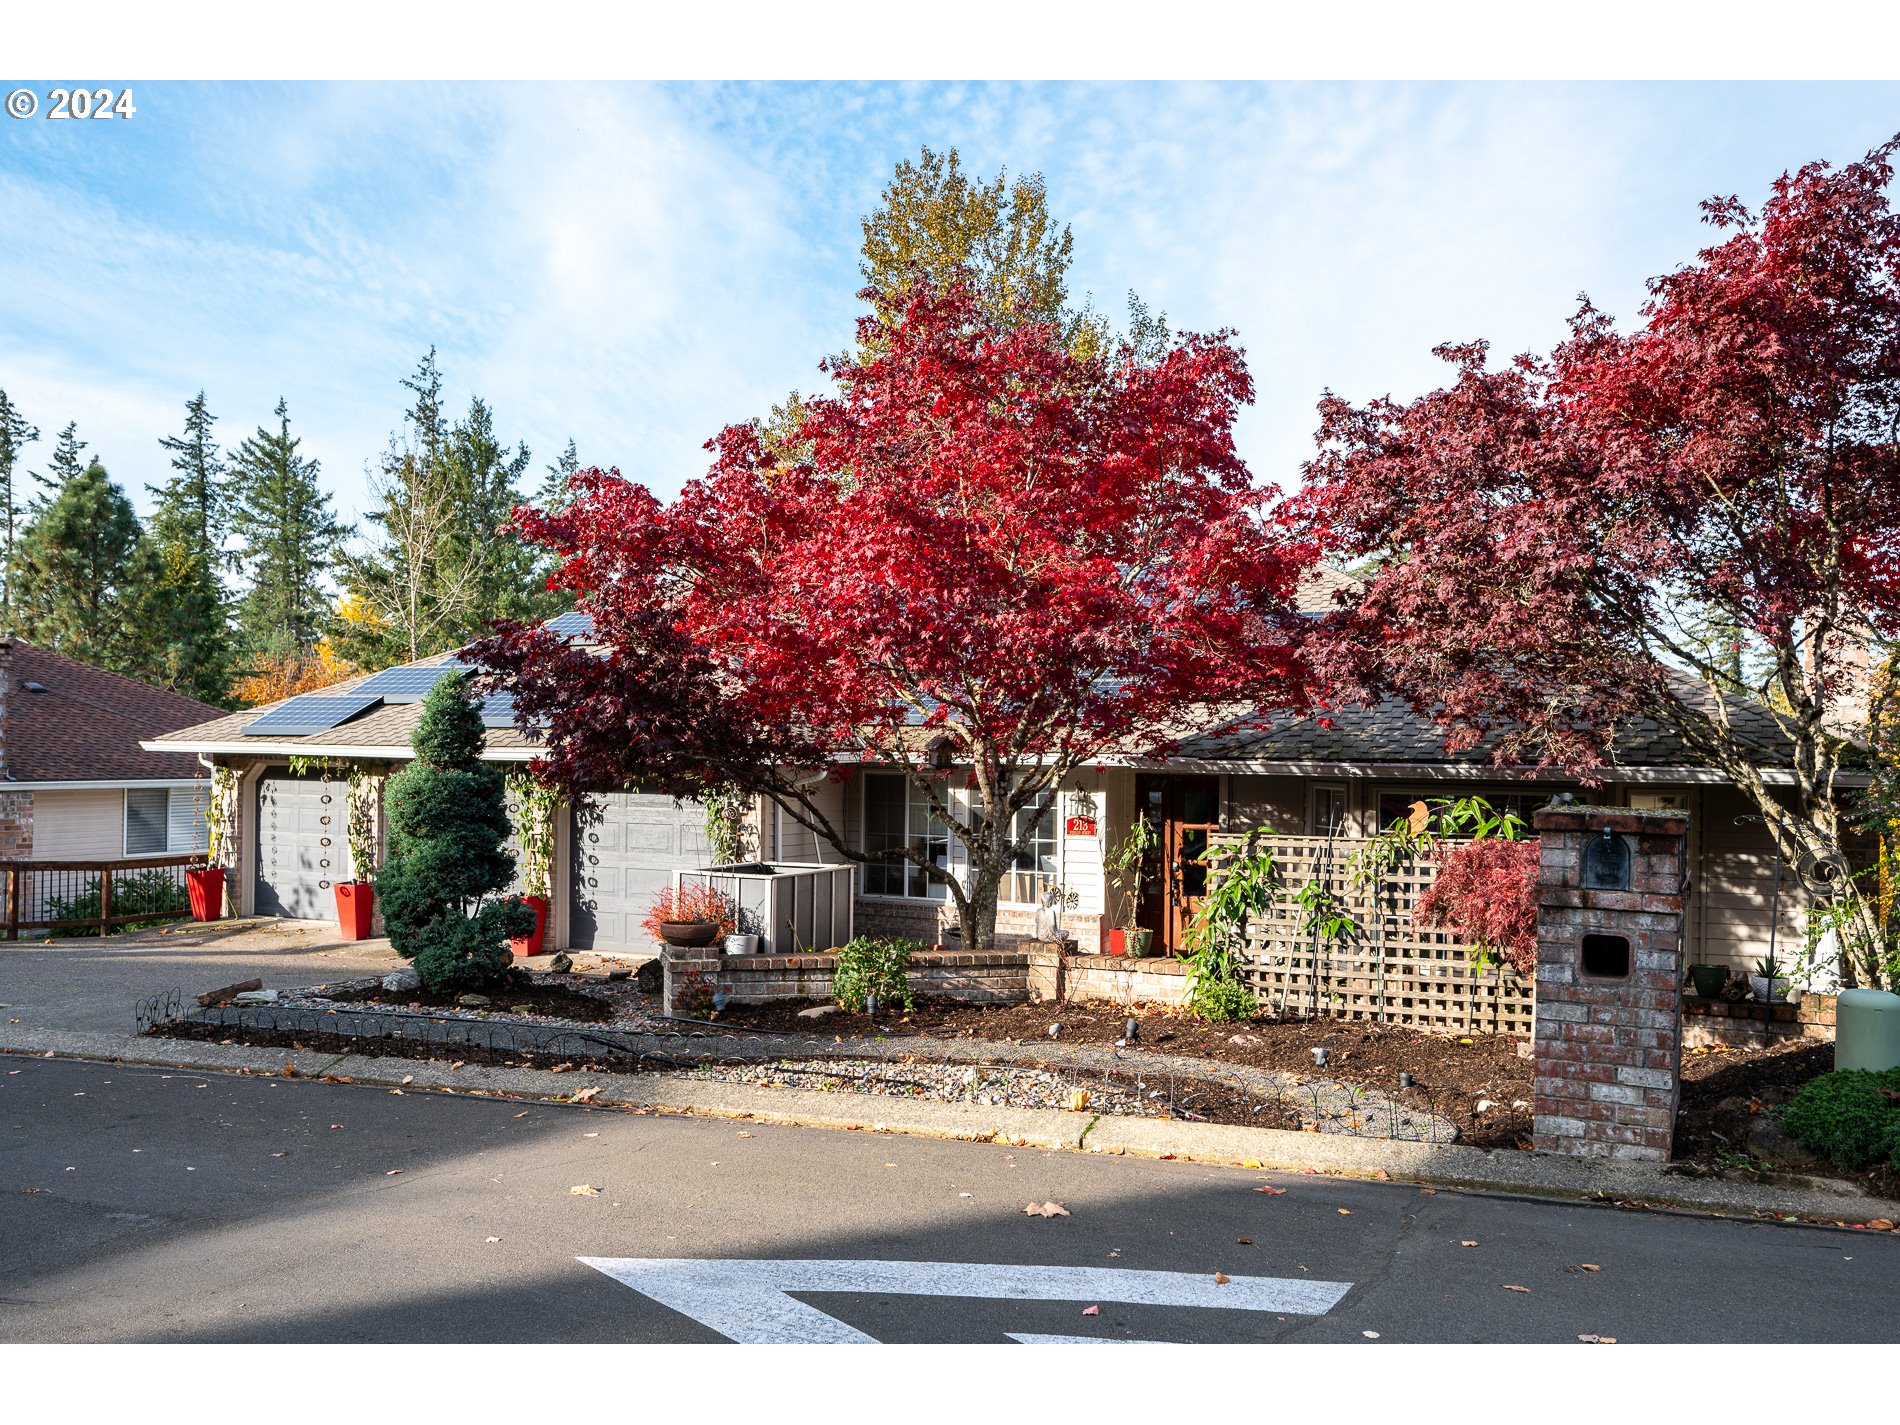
(861, 773, 949, 899)
(1004, 789, 1058, 905)
(1310, 783, 1349, 836)
(124, 786, 210, 857)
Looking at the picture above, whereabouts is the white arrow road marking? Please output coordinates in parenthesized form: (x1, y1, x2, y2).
(578, 1257, 1353, 1344)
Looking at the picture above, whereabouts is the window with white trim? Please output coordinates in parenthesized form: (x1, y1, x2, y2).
(1004, 788, 1058, 904)
(861, 773, 950, 899)
(124, 786, 210, 856)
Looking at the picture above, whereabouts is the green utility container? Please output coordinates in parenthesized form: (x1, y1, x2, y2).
(1835, 988, 1900, 1073)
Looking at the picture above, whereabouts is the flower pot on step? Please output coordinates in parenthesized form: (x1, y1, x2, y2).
(1688, 963, 1728, 998)
(186, 866, 225, 922)
(334, 882, 375, 940)
(1750, 973, 1797, 1005)
(510, 894, 550, 959)
(660, 919, 720, 949)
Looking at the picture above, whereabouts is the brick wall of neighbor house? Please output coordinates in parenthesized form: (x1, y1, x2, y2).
(0, 791, 32, 858)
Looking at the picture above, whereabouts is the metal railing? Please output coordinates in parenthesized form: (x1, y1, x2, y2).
(2, 855, 204, 939)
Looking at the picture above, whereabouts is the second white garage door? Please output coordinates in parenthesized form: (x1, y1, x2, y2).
(567, 792, 707, 952)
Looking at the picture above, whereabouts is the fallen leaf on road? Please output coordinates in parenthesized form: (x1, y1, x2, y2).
(1082, 1305, 1100, 1316)
(1025, 1201, 1070, 1218)
(1214, 1272, 1230, 1285)
(1581, 1263, 1601, 1272)
(1236, 1237, 1253, 1245)
(1460, 1240, 1478, 1247)
(515, 1111, 529, 1118)
(1418, 1187, 1436, 1195)
(1107, 1250, 1120, 1258)
(1501, 1284, 1531, 1293)
(449, 1062, 464, 1071)
(571, 1087, 601, 1103)
(401, 1075, 413, 1085)
(1363, 1330, 1380, 1339)
(385, 1169, 403, 1176)
(959, 1192, 972, 1198)
(1240, 1159, 1262, 1168)
(1577, 1334, 1617, 1344)
(1337, 1208, 1352, 1215)
(570, 1185, 601, 1196)
(737, 1131, 753, 1138)
(485, 1237, 501, 1244)
(1253, 1185, 1286, 1196)
(329, 1124, 343, 1130)
(1372, 1170, 1390, 1180)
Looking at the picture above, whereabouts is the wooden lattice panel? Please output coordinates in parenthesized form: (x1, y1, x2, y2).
(1209, 831, 1537, 1038)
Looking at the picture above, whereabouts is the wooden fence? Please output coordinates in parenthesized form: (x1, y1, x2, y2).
(1, 855, 202, 939)
(1210, 831, 1537, 1038)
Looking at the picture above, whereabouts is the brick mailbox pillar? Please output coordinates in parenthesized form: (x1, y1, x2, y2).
(1530, 805, 1690, 1162)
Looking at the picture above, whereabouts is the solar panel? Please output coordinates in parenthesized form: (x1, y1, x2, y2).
(242, 693, 383, 736)
(354, 662, 468, 703)
(479, 692, 518, 729)
(545, 610, 595, 640)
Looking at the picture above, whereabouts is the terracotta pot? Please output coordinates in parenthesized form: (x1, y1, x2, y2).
(186, 866, 225, 922)
(511, 894, 550, 959)
(660, 919, 720, 948)
(334, 882, 375, 940)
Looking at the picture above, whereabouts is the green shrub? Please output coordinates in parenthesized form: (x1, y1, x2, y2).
(46, 869, 191, 938)
(1778, 1069, 1900, 1170)
(1188, 975, 1258, 1023)
(833, 935, 919, 1013)
(375, 678, 533, 993)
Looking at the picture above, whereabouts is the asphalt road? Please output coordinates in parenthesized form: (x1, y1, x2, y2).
(4, 1053, 1897, 1343)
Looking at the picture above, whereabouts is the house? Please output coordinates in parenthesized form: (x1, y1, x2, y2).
(0, 638, 223, 866)
(142, 604, 1858, 980)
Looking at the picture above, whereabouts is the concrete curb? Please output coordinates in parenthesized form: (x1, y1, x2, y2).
(6, 1025, 1893, 1224)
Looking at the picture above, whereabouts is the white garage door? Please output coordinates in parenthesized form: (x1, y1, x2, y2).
(568, 792, 706, 952)
(255, 770, 352, 919)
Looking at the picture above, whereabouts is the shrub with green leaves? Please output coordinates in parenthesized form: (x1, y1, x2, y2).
(833, 935, 919, 1013)
(46, 868, 190, 937)
(375, 678, 534, 992)
(1777, 1068, 1900, 1170)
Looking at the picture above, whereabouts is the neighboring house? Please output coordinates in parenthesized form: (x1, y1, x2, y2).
(143, 598, 1864, 978)
(0, 638, 222, 864)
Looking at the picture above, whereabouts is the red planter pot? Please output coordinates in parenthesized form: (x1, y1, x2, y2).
(334, 882, 376, 940)
(186, 866, 225, 922)
(511, 894, 550, 959)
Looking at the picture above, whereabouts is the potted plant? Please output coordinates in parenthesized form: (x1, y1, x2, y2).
(187, 766, 237, 922)
(723, 906, 762, 955)
(643, 882, 736, 949)
(1103, 813, 1157, 955)
(1750, 954, 1797, 1004)
(506, 773, 560, 958)
(331, 763, 382, 941)
(1688, 963, 1728, 998)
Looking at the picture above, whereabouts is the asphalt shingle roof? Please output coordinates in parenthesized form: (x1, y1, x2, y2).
(4, 640, 226, 783)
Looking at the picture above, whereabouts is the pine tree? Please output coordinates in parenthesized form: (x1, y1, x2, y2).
(538, 437, 579, 511)
(442, 395, 561, 628)
(10, 456, 151, 672)
(0, 390, 39, 626)
(147, 393, 234, 703)
(34, 422, 87, 507)
(375, 676, 532, 992)
(229, 398, 346, 671)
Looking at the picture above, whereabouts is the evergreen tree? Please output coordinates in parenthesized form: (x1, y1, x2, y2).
(147, 393, 234, 703)
(229, 398, 346, 670)
(0, 390, 39, 625)
(375, 676, 532, 992)
(10, 456, 152, 672)
(339, 351, 557, 663)
(537, 437, 579, 511)
(34, 422, 87, 507)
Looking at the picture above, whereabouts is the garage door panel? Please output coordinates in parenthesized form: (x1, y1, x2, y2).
(568, 792, 705, 953)
(256, 772, 351, 920)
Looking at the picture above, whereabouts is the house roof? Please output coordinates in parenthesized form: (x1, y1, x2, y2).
(144, 651, 547, 762)
(1170, 681, 1838, 781)
(3, 639, 226, 785)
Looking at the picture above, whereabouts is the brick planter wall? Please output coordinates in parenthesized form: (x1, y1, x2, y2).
(1530, 806, 1688, 1163)
(1058, 954, 1188, 1008)
(662, 947, 1034, 1016)
(1683, 992, 1836, 1050)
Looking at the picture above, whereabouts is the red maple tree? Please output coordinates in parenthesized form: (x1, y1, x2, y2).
(1301, 138, 1900, 984)
(473, 281, 1312, 950)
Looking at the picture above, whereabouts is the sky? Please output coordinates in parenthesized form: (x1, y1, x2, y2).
(3, 80, 1898, 533)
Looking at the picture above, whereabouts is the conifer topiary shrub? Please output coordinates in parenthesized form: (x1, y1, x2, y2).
(1777, 1068, 1900, 1171)
(375, 676, 534, 992)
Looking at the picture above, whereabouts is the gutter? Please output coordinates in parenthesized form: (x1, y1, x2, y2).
(141, 739, 540, 763)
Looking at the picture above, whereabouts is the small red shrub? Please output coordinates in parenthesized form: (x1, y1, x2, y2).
(1414, 838, 1540, 978)
(640, 883, 737, 944)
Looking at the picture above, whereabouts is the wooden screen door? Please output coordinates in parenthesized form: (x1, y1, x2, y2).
(1134, 775, 1222, 955)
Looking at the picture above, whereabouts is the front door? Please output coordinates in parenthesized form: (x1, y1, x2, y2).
(1134, 775, 1222, 956)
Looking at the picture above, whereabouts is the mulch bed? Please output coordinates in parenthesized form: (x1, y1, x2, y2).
(311, 977, 620, 1023)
